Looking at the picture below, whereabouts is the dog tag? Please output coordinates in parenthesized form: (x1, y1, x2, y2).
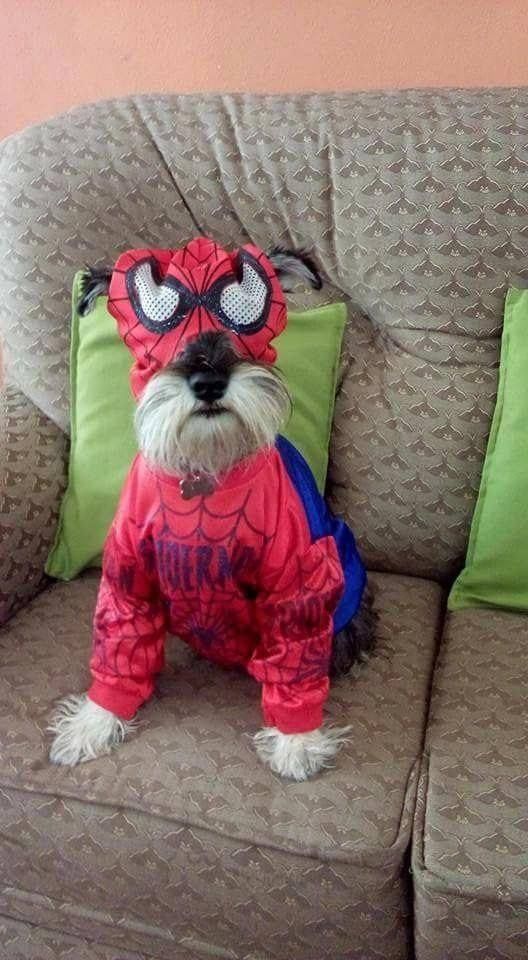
(180, 473, 217, 500)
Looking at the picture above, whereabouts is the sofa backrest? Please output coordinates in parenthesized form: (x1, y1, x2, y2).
(1, 89, 528, 581)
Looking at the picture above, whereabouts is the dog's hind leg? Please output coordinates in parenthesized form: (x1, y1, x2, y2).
(330, 581, 377, 679)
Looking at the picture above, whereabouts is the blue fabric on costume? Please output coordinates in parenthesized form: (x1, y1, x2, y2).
(276, 435, 366, 633)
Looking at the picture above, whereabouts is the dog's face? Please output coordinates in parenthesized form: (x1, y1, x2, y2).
(135, 328, 291, 476)
(79, 238, 322, 476)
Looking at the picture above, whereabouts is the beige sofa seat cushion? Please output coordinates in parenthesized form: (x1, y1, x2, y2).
(413, 607, 528, 960)
(0, 571, 443, 960)
(0, 916, 154, 960)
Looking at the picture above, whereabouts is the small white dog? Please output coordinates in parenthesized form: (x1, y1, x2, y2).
(49, 239, 374, 780)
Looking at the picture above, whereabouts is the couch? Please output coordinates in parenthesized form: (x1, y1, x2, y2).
(1, 88, 528, 960)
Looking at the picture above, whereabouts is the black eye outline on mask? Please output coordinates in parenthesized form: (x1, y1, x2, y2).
(126, 250, 273, 337)
(205, 250, 272, 335)
(126, 257, 194, 333)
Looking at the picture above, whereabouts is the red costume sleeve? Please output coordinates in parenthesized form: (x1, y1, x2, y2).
(87, 515, 167, 721)
(248, 505, 345, 735)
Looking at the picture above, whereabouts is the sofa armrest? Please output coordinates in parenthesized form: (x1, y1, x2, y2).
(0, 384, 67, 624)
(412, 605, 528, 958)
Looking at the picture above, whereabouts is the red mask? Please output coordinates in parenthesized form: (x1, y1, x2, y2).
(107, 237, 287, 396)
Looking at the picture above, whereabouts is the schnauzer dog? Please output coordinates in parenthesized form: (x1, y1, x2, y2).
(49, 238, 375, 780)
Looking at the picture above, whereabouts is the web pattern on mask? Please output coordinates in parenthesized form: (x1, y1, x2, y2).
(108, 245, 286, 369)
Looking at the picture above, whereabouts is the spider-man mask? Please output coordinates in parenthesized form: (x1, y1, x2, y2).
(107, 238, 287, 396)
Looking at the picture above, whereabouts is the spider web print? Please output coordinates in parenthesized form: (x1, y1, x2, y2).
(91, 468, 345, 701)
(147, 478, 275, 667)
(91, 524, 165, 693)
(106, 242, 287, 397)
(251, 539, 344, 687)
(110, 251, 285, 362)
(92, 480, 278, 690)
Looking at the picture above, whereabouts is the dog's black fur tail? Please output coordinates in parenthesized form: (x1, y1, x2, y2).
(330, 581, 377, 679)
(77, 265, 112, 316)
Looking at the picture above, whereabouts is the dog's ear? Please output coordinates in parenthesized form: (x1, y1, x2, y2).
(268, 248, 323, 293)
(77, 266, 112, 316)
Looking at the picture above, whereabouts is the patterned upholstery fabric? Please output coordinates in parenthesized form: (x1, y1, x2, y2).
(0, 384, 66, 625)
(413, 608, 528, 960)
(0, 917, 156, 960)
(329, 304, 498, 583)
(0, 571, 442, 960)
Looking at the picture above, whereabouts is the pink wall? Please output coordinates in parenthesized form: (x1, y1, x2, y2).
(2, 0, 528, 140)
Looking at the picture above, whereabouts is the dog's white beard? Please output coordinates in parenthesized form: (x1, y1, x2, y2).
(254, 726, 351, 781)
(135, 363, 291, 476)
(49, 695, 134, 765)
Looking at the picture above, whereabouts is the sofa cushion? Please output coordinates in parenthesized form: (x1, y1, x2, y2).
(0, 571, 442, 960)
(412, 607, 528, 960)
(3, 90, 528, 579)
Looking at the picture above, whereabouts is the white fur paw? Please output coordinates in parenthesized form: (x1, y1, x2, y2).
(48, 694, 134, 766)
(254, 725, 351, 781)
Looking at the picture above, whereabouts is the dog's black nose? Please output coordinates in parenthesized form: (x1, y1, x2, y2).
(189, 370, 228, 403)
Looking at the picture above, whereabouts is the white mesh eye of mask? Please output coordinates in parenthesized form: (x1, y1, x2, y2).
(219, 261, 268, 327)
(133, 262, 180, 326)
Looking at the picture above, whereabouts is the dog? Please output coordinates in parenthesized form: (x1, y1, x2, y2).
(49, 238, 375, 780)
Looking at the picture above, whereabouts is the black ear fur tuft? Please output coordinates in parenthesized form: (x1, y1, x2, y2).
(77, 265, 112, 316)
(268, 247, 323, 292)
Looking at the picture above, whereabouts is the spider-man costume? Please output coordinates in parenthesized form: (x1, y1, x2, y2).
(87, 238, 366, 734)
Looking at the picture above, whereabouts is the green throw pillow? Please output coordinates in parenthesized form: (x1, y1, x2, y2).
(449, 287, 528, 612)
(46, 273, 347, 581)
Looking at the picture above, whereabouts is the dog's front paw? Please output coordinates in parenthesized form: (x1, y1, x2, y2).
(49, 694, 134, 766)
(254, 725, 351, 781)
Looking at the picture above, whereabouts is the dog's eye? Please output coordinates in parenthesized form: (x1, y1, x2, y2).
(214, 254, 271, 334)
(127, 259, 192, 333)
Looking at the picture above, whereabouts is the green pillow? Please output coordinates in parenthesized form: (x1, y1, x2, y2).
(449, 287, 528, 612)
(46, 273, 347, 580)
